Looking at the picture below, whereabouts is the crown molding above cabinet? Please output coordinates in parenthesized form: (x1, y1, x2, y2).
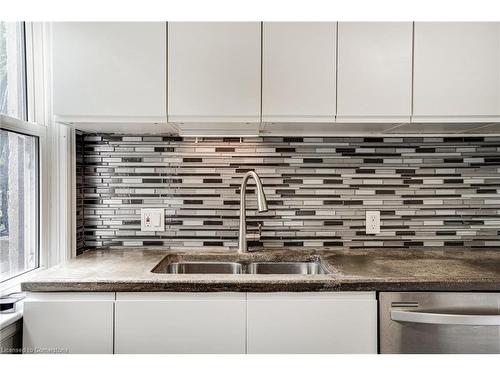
(51, 22, 500, 136)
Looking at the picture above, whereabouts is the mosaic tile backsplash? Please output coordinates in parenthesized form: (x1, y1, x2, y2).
(76, 135, 500, 254)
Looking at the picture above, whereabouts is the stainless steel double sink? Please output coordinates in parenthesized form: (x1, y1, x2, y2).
(164, 261, 328, 275)
(152, 255, 330, 275)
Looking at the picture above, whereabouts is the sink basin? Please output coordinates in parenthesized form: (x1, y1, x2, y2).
(158, 259, 329, 275)
(166, 261, 242, 274)
(248, 261, 328, 275)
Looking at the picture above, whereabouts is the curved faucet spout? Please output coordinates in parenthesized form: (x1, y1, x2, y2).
(238, 171, 268, 253)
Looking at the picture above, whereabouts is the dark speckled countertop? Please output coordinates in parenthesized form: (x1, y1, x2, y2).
(20, 248, 500, 292)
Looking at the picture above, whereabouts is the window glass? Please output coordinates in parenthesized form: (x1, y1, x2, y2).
(0, 129, 38, 282)
(0, 21, 27, 120)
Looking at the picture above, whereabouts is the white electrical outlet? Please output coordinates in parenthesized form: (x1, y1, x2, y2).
(141, 208, 165, 232)
(365, 211, 380, 234)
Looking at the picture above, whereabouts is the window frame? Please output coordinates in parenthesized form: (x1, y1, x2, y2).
(0, 21, 28, 121)
(0, 22, 50, 293)
(0, 119, 41, 281)
(0, 115, 47, 290)
(1, 22, 92, 293)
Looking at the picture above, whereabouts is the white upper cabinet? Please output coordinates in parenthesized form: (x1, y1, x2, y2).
(413, 22, 500, 122)
(168, 22, 261, 124)
(52, 22, 167, 123)
(337, 22, 413, 123)
(262, 22, 336, 123)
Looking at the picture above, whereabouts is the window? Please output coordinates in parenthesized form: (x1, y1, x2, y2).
(0, 21, 27, 120)
(0, 129, 39, 282)
(1, 21, 37, 283)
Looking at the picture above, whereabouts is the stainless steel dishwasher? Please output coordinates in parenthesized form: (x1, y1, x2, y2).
(380, 292, 500, 354)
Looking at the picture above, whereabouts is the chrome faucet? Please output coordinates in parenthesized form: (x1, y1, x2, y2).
(238, 171, 268, 253)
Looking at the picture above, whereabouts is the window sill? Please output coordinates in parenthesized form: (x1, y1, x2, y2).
(0, 268, 44, 329)
(0, 302, 23, 330)
(0, 267, 46, 295)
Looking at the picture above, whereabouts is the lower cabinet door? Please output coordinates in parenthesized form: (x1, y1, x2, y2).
(247, 292, 377, 354)
(23, 293, 115, 354)
(114, 292, 246, 354)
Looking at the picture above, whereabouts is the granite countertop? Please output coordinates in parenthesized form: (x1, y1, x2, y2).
(20, 248, 500, 293)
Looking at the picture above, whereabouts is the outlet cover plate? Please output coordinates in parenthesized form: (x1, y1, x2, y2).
(141, 208, 165, 232)
(365, 210, 380, 234)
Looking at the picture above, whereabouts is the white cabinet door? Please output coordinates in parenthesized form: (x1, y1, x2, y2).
(247, 292, 377, 354)
(413, 22, 500, 122)
(23, 293, 114, 354)
(52, 22, 167, 122)
(115, 292, 246, 354)
(262, 22, 336, 122)
(168, 22, 261, 123)
(337, 22, 413, 123)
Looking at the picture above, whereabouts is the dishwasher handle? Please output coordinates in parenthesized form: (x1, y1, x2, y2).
(391, 309, 500, 326)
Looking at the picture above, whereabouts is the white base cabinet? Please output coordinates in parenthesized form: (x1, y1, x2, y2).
(114, 291, 376, 354)
(247, 292, 377, 353)
(23, 291, 377, 354)
(23, 293, 114, 354)
(114, 292, 246, 354)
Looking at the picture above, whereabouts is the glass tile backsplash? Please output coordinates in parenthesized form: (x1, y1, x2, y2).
(76, 134, 500, 254)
